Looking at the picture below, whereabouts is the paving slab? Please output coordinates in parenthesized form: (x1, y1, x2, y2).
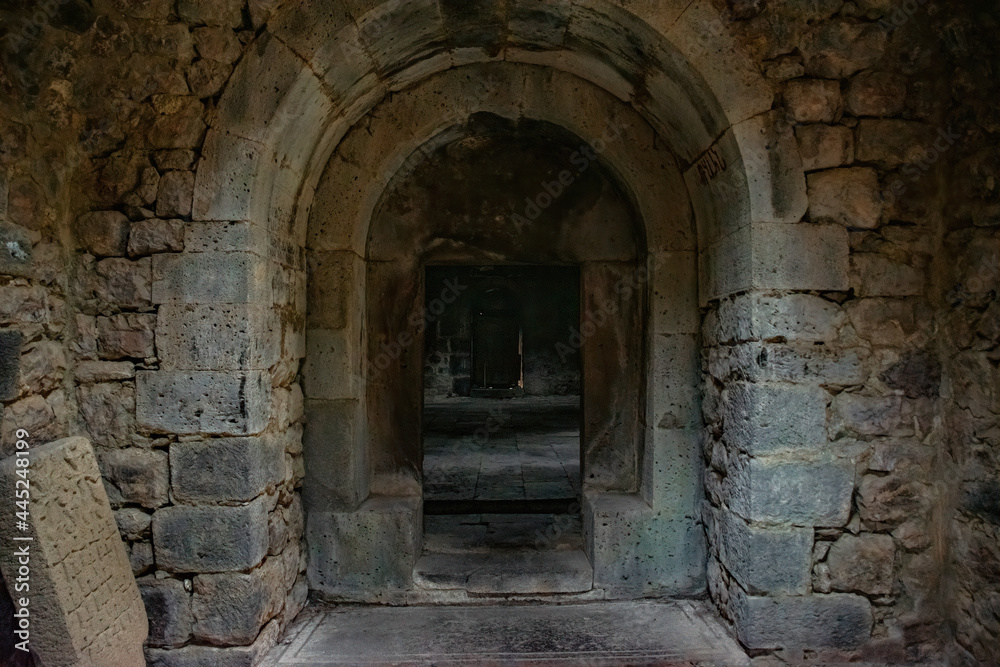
(423, 397, 581, 503)
(263, 600, 750, 666)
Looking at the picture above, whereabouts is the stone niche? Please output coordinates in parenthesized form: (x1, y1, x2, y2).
(303, 112, 706, 601)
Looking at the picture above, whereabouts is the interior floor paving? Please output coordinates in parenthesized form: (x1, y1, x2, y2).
(423, 396, 581, 503)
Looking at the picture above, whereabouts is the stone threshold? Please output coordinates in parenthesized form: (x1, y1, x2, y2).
(263, 600, 750, 666)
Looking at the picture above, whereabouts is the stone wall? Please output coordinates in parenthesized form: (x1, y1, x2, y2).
(0, 0, 996, 663)
(0, 1, 306, 663)
(933, 3, 1000, 663)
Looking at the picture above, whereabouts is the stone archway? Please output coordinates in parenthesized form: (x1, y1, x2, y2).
(140, 0, 859, 651)
(295, 63, 710, 601)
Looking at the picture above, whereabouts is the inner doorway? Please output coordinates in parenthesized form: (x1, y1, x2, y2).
(417, 266, 589, 594)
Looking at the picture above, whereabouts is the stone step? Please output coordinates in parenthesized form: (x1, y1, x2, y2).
(264, 600, 750, 666)
(414, 549, 593, 595)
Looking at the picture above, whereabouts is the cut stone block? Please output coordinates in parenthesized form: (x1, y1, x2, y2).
(156, 304, 279, 371)
(98, 447, 170, 509)
(152, 496, 269, 573)
(727, 455, 854, 527)
(171, 437, 284, 503)
(586, 493, 706, 598)
(136, 370, 271, 436)
(303, 399, 368, 512)
(807, 167, 882, 229)
(722, 382, 828, 455)
(711, 506, 812, 595)
(191, 555, 284, 645)
(137, 576, 192, 649)
(151, 251, 271, 304)
(307, 497, 421, 599)
(0, 437, 147, 665)
(732, 589, 873, 649)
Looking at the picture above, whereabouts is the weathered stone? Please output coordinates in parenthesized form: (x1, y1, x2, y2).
(784, 79, 842, 123)
(148, 98, 208, 150)
(801, 21, 887, 78)
(76, 210, 130, 257)
(115, 507, 152, 540)
(145, 619, 280, 667)
(831, 393, 902, 437)
(129, 218, 185, 256)
(136, 370, 271, 435)
(192, 556, 284, 645)
(713, 507, 813, 595)
(712, 293, 845, 345)
(157, 171, 195, 218)
(857, 473, 927, 526)
(795, 124, 854, 171)
(0, 437, 148, 665)
(807, 167, 882, 229)
(179, 0, 244, 27)
(156, 304, 278, 371)
(17, 340, 66, 396)
(137, 167, 161, 206)
(0, 284, 48, 325)
(732, 589, 873, 649)
(764, 56, 806, 82)
(152, 251, 271, 304)
(94, 257, 152, 308)
(98, 447, 169, 508)
(171, 437, 284, 503)
(193, 27, 244, 63)
(154, 149, 198, 171)
(723, 343, 867, 387)
(152, 496, 270, 573)
(827, 534, 896, 595)
(855, 120, 932, 167)
(130, 540, 155, 576)
(188, 59, 234, 98)
(97, 313, 156, 360)
(879, 350, 941, 398)
(845, 298, 920, 347)
(1, 394, 57, 456)
(850, 254, 923, 296)
(308, 498, 423, 598)
(78, 381, 135, 448)
(723, 382, 828, 455)
(846, 71, 907, 116)
(137, 577, 192, 649)
(588, 501, 704, 597)
(76, 361, 135, 384)
(892, 520, 931, 552)
(0, 330, 22, 400)
(727, 454, 855, 527)
(138, 24, 194, 60)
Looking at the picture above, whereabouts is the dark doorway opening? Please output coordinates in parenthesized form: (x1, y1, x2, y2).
(417, 266, 590, 594)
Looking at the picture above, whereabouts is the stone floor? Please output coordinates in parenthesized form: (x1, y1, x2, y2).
(423, 396, 581, 502)
(263, 600, 750, 666)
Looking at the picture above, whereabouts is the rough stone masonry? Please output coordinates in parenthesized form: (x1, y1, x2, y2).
(0, 0, 996, 665)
